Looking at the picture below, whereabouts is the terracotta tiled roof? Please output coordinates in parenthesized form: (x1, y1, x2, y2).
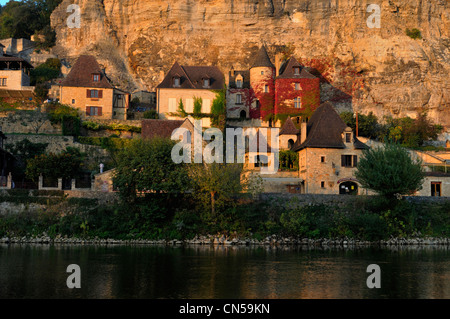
(60, 55, 113, 89)
(292, 101, 368, 151)
(250, 45, 275, 69)
(277, 57, 316, 79)
(157, 62, 225, 90)
(279, 117, 300, 135)
(141, 119, 189, 140)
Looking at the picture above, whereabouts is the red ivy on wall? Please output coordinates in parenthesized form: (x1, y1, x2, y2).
(275, 78, 320, 116)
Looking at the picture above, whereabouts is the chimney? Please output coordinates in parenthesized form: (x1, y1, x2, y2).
(300, 120, 307, 144)
(275, 53, 283, 77)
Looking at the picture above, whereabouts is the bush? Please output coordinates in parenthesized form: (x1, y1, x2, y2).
(406, 28, 422, 39)
(143, 109, 159, 119)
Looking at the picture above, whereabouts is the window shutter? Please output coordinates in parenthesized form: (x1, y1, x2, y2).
(99, 90, 103, 98)
(341, 155, 345, 167)
(353, 155, 358, 167)
(98, 107, 102, 116)
(86, 107, 91, 116)
(86, 90, 91, 98)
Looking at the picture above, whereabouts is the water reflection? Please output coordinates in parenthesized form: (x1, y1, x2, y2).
(0, 244, 449, 299)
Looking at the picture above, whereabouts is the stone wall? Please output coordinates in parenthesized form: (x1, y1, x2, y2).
(4, 134, 109, 158)
(260, 193, 450, 208)
(0, 111, 62, 135)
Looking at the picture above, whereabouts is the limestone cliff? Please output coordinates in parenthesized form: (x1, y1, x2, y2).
(50, 0, 449, 130)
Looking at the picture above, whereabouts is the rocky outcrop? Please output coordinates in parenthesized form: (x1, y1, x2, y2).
(50, 0, 449, 129)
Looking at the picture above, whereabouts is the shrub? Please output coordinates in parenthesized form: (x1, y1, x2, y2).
(406, 28, 422, 39)
(143, 109, 159, 119)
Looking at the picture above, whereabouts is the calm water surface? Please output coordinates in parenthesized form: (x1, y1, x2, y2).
(0, 244, 449, 299)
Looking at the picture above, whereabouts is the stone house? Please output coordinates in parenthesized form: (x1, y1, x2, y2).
(156, 61, 225, 128)
(226, 46, 320, 127)
(410, 150, 450, 197)
(292, 101, 368, 195)
(0, 54, 34, 92)
(59, 55, 130, 120)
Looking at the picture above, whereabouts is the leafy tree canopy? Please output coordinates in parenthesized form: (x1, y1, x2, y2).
(355, 143, 425, 198)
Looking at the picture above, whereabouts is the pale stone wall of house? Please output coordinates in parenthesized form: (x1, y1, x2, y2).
(279, 134, 297, 150)
(60, 86, 114, 119)
(157, 88, 216, 128)
(416, 176, 450, 197)
(299, 147, 364, 195)
(0, 70, 29, 90)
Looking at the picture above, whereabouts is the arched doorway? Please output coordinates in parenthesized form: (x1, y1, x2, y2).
(339, 181, 358, 195)
(288, 139, 294, 149)
(240, 110, 247, 119)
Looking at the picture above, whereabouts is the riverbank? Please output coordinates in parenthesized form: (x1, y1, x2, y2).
(1, 233, 449, 247)
(1, 191, 449, 243)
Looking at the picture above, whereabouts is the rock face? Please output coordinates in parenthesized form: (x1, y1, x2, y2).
(51, 0, 449, 129)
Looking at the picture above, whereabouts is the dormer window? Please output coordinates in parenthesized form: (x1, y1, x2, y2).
(203, 78, 210, 88)
(235, 74, 243, 89)
(173, 77, 181, 87)
(346, 133, 352, 143)
(92, 74, 100, 82)
(293, 67, 300, 75)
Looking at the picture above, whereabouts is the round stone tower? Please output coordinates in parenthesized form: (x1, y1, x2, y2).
(249, 45, 275, 124)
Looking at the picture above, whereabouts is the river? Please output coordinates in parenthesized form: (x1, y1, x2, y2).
(0, 244, 449, 299)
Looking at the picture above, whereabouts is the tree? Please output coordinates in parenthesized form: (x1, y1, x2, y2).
(25, 149, 83, 181)
(355, 143, 424, 198)
(189, 162, 262, 218)
(113, 138, 191, 203)
(210, 88, 226, 129)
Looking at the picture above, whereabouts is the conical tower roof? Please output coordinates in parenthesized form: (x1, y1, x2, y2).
(250, 45, 275, 69)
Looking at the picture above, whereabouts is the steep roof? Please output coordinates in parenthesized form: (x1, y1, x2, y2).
(141, 118, 193, 140)
(60, 55, 113, 89)
(157, 62, 225, 90)
(277, 57, 316, 79)
(279, 117, 300, 135)
(292, 101, 368, 151)
(228, 70, 251, 89)
(250, 45, 275, 69)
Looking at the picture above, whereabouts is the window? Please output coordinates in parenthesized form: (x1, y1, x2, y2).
(168, 98, 177, 113)
(321, 156, 325, 163)
(117, 94, 122, 99)
(236, 94, 242, 104)
(294, 97, 301, 108)
(236, 79, 242, 88)
(92, 74, 100, 82)
(321, 181, 325, 188)
(264, 85, 269, 93)
(203, 79, 210, 88)
(261, 71, 264, 75)
(341, 155, 358, 168)
(185, 98, 194, 113)
(86, 106, 102, 116)
(431, 182, 442, 197)
(294, 67, 300, 75)
(295, 83, 301, 90)
(72, 99, 75, 104)
(0, 78, 7, 86)
(173, 77, 180, 87)
(87, 89, 102, 98)
(346, 133, 352, 143)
